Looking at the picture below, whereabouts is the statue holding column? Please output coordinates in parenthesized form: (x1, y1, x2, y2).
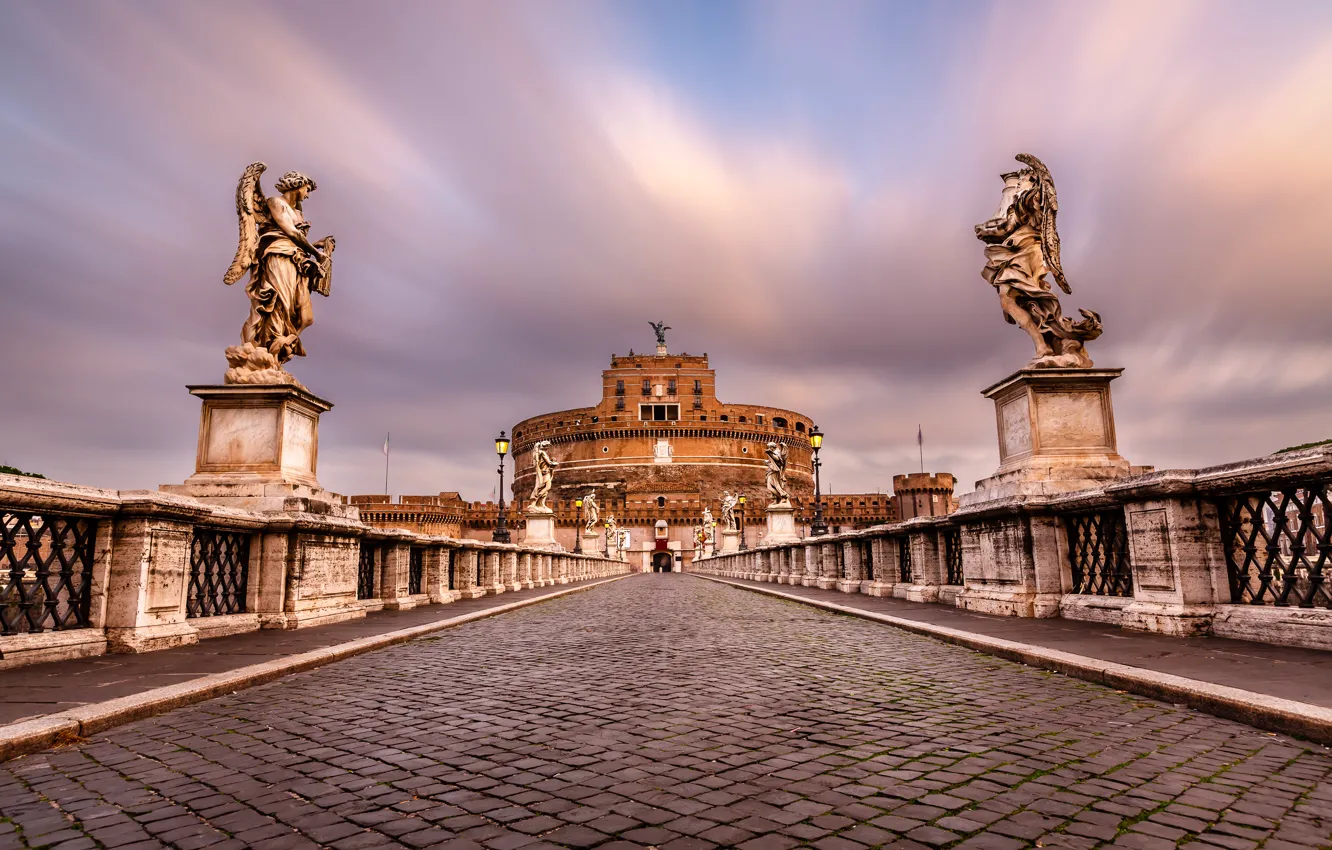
(975, 153, 1101, 369)
(764, 442, 791, 505)
(223, 162, 336, 386)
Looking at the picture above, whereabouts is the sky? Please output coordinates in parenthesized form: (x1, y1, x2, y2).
(2, 0, 1331, 503)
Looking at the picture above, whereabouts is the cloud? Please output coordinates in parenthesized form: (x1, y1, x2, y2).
(1, 0, 1329, 504)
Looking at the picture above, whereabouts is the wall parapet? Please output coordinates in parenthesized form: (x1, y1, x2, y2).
(0, 474, 627, 670)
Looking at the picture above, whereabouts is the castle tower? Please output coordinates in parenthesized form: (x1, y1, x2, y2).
(892, 473, 956, 521)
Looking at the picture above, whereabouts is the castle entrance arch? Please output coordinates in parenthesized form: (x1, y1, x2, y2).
(651, 551, 673, 572)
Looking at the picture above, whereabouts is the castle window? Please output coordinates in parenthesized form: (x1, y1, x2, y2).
(796, 422, 805, 432)
(642, 378, 651, 396)
(694, 380, 702, 393)
(667, 379, 676, 395)
(639, 403, 680, 422)
(610, 416, 618, 421)
(699, 415, 707, 421)
(616, 397, 625, 411)
(514, 431, 523, 439)
(591, 416, 599, 423)
(615, 380, 624, 395)
(738, 416, 747, 423)
(741, 446, 749, 453)
(657, 496, 666, 508)
(773, 417, 787, 428)
(603, 446, 609, 453)
(720, 415, 729, 422)
(755, 415, 763, 425)
(693, 398, 703, 409)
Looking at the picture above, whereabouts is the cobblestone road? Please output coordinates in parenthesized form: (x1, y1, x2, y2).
(3, 576, 1330, 850)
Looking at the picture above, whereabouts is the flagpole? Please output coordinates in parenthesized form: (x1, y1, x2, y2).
(918, 424, 924, 474)
(383, 432, 390, 496)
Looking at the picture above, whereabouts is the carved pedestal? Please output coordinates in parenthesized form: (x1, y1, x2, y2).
(764, 503, 801, 545)
(720, 529, 741, 554)
(581, 531, 603, 556)
(961, 368, 1132, 506)
(522, 508, 562, 551)
(162, 384, 352, 516)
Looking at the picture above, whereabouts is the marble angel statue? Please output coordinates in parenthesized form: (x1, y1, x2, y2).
(765, 442, 791, 505)
(583, 490, 600, 534)
(720, 491, 738, 532)
(222, 162, 336, 385)
(975, 153, 1101, 369)
(528, 440, 559, 511)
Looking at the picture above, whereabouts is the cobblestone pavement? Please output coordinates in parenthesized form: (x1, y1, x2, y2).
(2, 576, 1330, 850)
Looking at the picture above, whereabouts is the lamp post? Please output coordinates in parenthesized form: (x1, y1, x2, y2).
(574, 498, 583, 553)
(738, 494, 748, 551)
(493, 430, 511, 543)
(809, 425, 828, 537)
(604, 521, 611, 560)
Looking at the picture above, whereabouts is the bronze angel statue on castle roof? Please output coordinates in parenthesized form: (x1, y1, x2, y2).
(222, 162, 336, 386)
(975, 153, 1101, 369)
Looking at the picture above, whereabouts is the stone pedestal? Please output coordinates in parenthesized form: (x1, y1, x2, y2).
(720, 529, 741, 553)
(162, 384, 353, 516)
(960, 368, 1131, 506)
(764, 503, 801, 545)
(581, 531, 603, 556)
(522, 507, 563, 550)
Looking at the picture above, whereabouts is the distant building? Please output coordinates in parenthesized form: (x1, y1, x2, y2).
(892, 473, 958, 521)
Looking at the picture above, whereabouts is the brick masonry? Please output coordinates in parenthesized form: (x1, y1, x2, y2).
(1, 575, 1330, 849)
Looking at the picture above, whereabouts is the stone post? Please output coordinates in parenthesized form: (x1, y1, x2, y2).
(103, 492, 206, 654)
(956, 512, 1063, 618)
(481, 550, 505, 595)
(754, 550, 771, 582)
(1118, 496, 1222, 636)
(802, 542, 820, 587)
(456, 546, 485, 599)
(503, 550, 521, 592)
(424, 544, 459, 604)
(900, 525, 942, 603)
(379, 537, 414, 610)
(864, 536, 895, 597)
(837, 540, 863, 594)
(817, 542, 839, 590)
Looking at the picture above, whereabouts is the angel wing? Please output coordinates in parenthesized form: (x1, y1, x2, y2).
(223, 161, 269, 285)
(1015, 153, 1071, 295)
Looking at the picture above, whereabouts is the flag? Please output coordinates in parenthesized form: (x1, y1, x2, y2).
(383, 433, 390, 456)
(917, 425, 923, 447)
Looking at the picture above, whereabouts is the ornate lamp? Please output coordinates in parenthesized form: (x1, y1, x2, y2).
(574, 498, 584, 553)
(809, 425, 828, 536)
(493, 430, 511, 543)
(738, 493, 747, 551)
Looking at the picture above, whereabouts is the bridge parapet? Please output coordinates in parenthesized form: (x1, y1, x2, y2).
(693, 445, 1332, 652)
(0, 473, 627, 670)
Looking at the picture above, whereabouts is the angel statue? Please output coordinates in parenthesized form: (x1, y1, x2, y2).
(648, 320, 671, 348)
(605, 515, 619, 551)
(527, 440, 559, 512)
(701, 507, 716, 545)
(765, 442, 791, 505)
(693, 525, 705, 548)
(583, 490, 600, 534)
(222, 162, 336, 385)
(975, 153, 1102, 369)
(720, 491, 738, 532)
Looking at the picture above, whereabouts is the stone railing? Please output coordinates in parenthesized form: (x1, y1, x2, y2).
(0, 474, 626, 670)
(693, 446, 1332, 652)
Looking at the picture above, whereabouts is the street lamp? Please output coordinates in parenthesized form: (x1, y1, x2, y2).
(574, 498, 583, 553)
(493, 430, 511, 543)
(738, 494, 748, 551)
(604, 521, 611, 559)
(809, 424, 828, 537)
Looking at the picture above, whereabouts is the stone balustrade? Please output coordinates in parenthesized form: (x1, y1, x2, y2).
(694, 445, 1332, 652)
(0, 475, 627, 670)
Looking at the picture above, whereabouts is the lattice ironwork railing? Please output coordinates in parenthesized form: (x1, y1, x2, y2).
(187, 529, 250, 617)
(944, 528, 963, 585)
(862, 540, 874, 582)
(898, 537, 913, 583)
(1, 510, 97, 635)
(408, 546, 424, 595)
(1064, 510, 1133, 596)
(357, 542, 376, 600)
(1219, 484, 1331, 608)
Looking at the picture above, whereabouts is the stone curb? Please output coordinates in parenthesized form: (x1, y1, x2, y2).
(0, 575, 630, 763)
(695, 576, 1332, 746)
